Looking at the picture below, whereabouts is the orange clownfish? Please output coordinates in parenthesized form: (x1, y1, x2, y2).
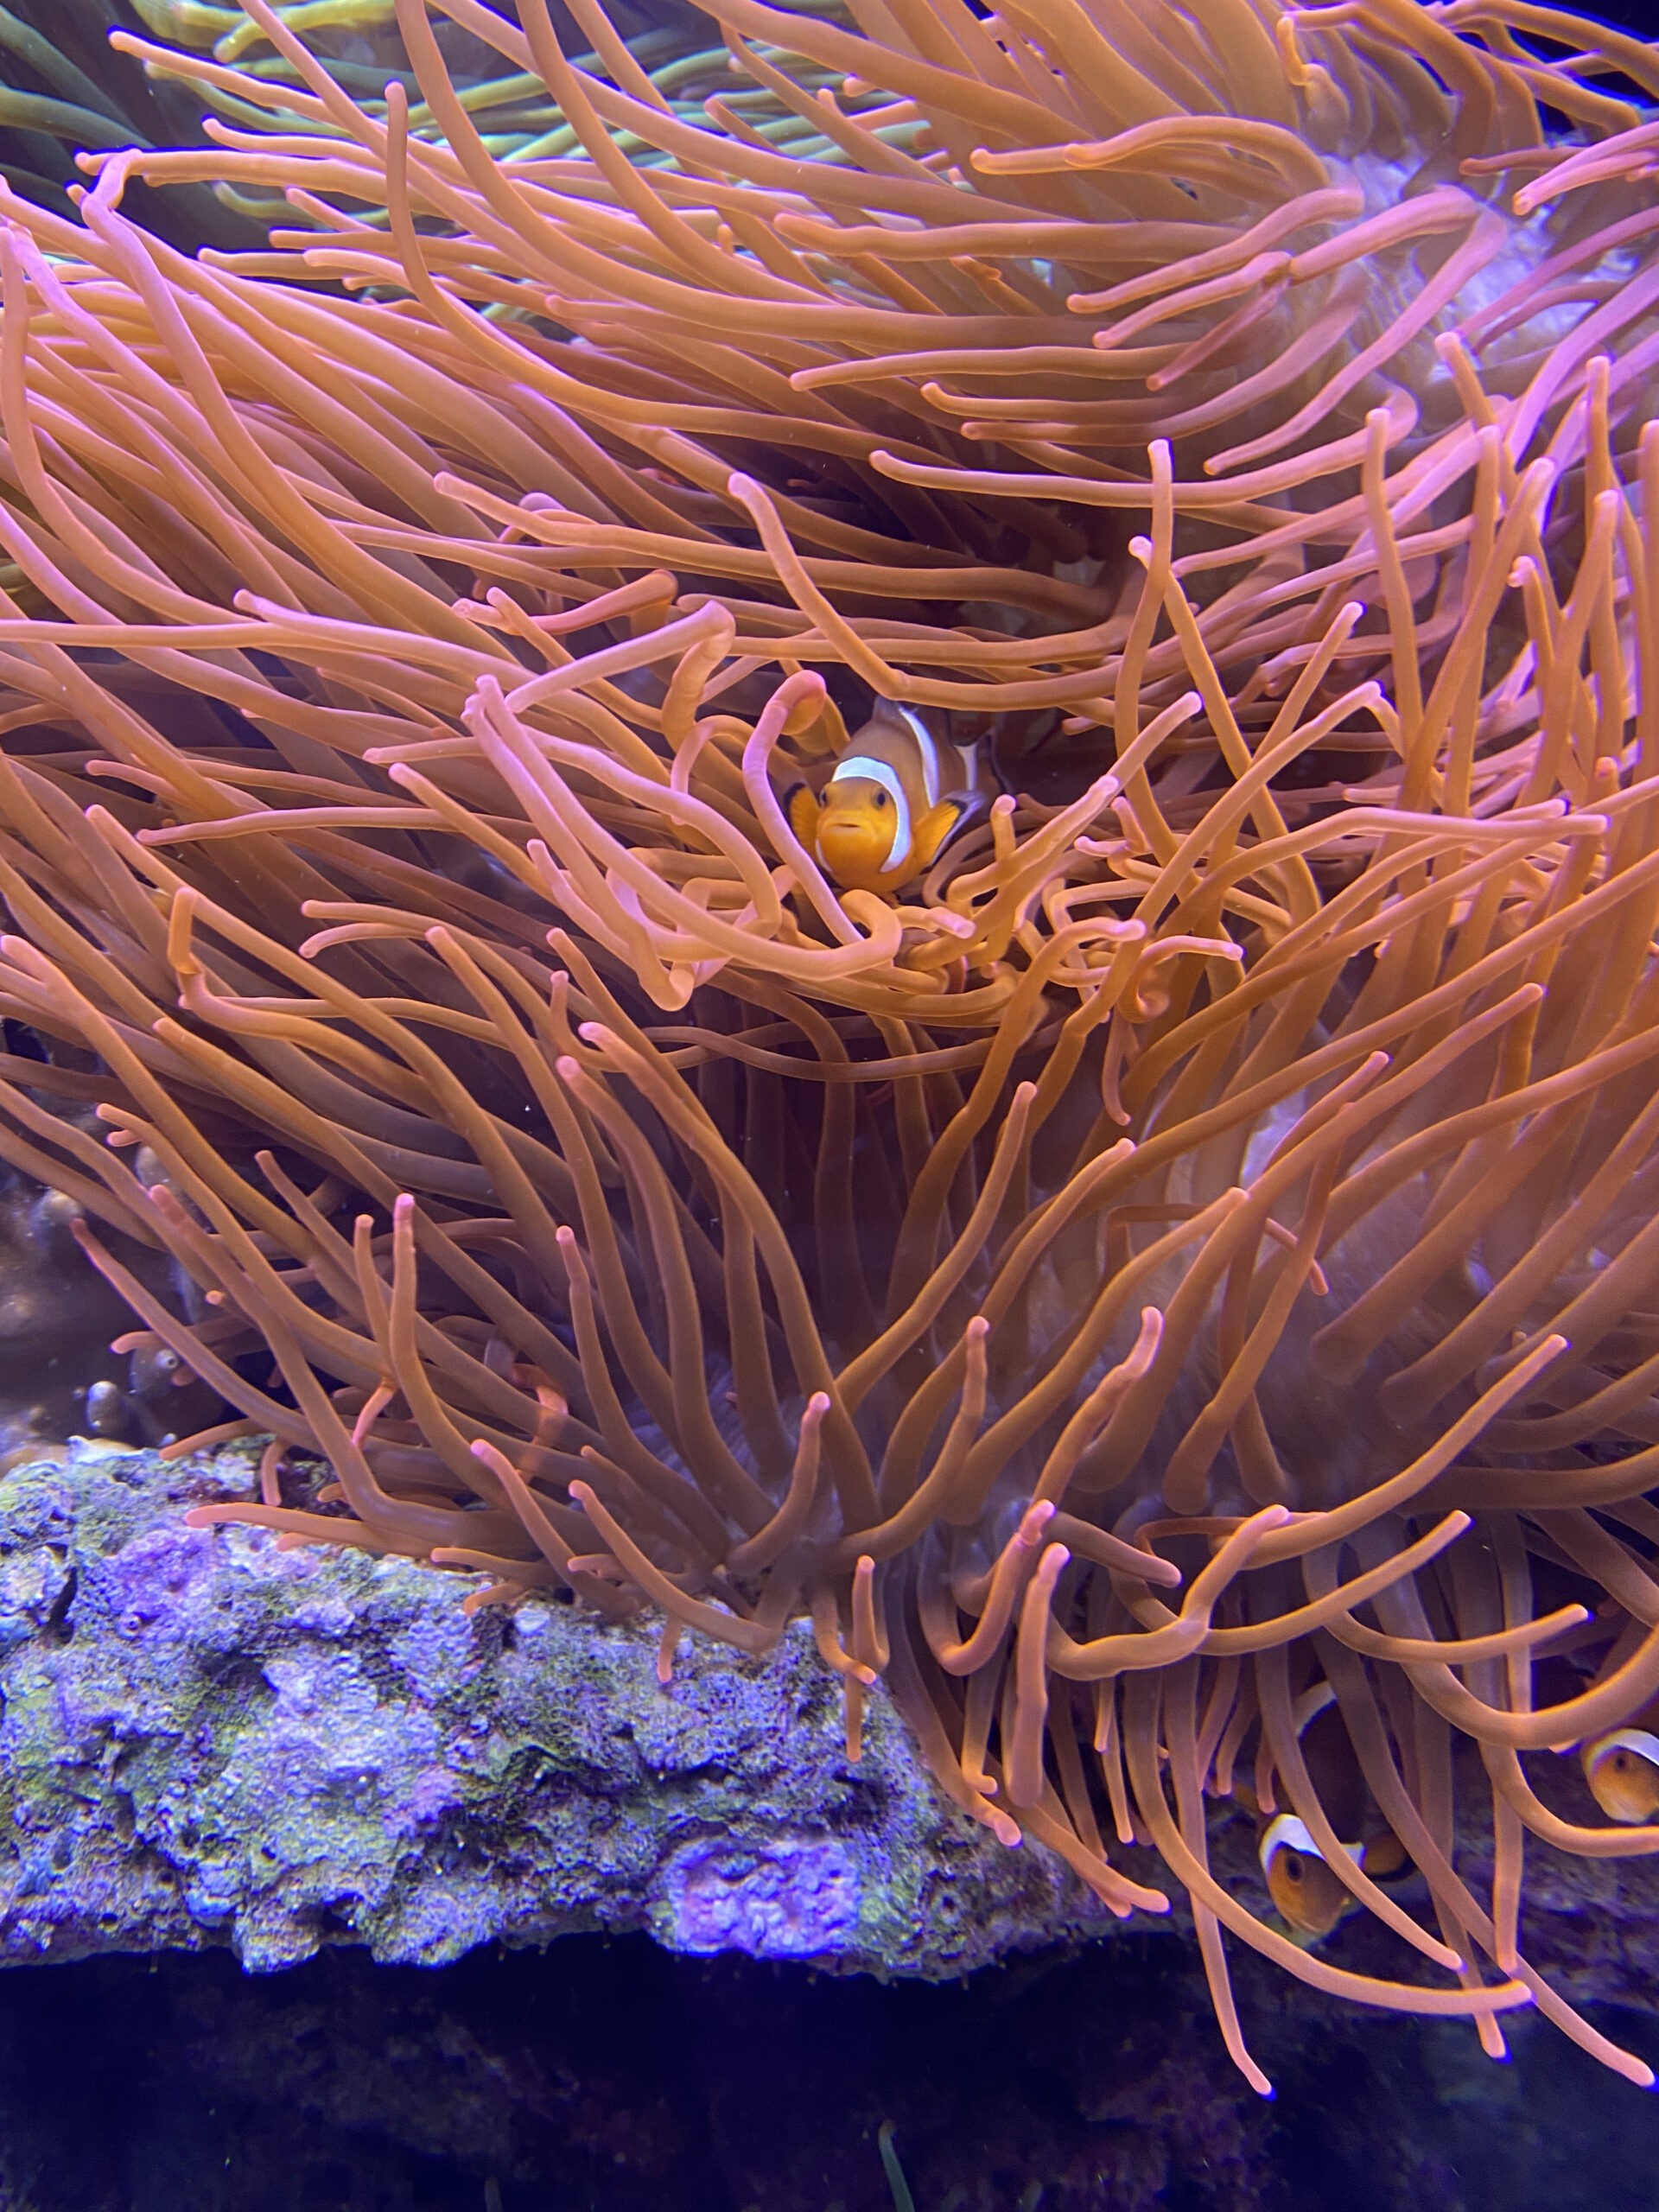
(1581, 1721, 1659, 1822)
(785, 702, 999, 896)
(1251, 1689, 1411, 1939)
(1256, 1812, 1408, 1939)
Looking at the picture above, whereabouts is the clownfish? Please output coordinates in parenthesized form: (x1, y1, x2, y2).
(1250, 1688, 1411, 1939)
(1581, 1719, 1659, 1822)
(1256, 1812, 1408, 1938)
(785, 702, 1000, 897)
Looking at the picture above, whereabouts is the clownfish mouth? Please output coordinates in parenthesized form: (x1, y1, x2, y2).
(817, 803, 906, 889)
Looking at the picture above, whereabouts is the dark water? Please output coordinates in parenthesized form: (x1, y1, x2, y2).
(0, 1932, 1653, 2212)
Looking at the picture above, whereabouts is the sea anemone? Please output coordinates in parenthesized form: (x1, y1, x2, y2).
(0, 0, 1656, 2097)
(99, 0, 1659, 712)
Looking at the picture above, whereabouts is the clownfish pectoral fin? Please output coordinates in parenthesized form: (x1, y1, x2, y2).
(1358, 1827, 1411, 1882)
(1259, 1813, 1362, 1940)
(911, 791, 988, 876)
(785, 782, 821, 854)
(1582, 1728, 1659, 1822)
(910, 798, 968, 877)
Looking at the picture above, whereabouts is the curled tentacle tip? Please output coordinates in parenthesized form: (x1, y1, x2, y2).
(1132, 1305, 1164, 1356)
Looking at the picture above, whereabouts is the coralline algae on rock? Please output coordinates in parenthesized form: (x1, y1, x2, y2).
(3, 1440, 1658, 2022)
(0, 1442, 1115, 1977)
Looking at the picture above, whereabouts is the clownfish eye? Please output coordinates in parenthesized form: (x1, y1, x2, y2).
(873, 791, 888, 807)
(1280, 1849, 1306, 1885)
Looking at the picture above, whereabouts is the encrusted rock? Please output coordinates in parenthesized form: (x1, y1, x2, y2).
(0, 1441, 1118, 1975)
(3, 1439, 1657, 2022)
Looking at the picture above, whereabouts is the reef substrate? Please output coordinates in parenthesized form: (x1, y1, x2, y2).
(0, 1438, 1112, 1976)
(1, 1438, 1656, 2026)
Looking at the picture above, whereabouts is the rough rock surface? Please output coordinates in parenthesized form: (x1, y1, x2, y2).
(0, 1440, 1116, 1976)
(2, 1438, 1657, 2018)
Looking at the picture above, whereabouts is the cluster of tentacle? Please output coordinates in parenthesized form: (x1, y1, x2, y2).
(0, 0, 1656, 2094)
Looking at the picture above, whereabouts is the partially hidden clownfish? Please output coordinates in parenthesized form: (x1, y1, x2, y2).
(1580, 1708, 1659, 1822)
(1257, 1813, 1408, 1939)
(785, 702, 1000, 897)
(1250, 1688, 1411, 1939)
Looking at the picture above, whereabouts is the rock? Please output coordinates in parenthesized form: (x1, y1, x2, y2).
(0, 1442, 1116, 1977)
(2, 1439, 1657, 2029)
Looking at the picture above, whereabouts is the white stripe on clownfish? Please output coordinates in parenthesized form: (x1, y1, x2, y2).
(1591, 1727, 1659, 1766)
(896, 707, 942, 807)
(1257, 1813, 1364, 1878)
(828, 753, 912, 873)
(1293, 1681, 1337, 1732)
